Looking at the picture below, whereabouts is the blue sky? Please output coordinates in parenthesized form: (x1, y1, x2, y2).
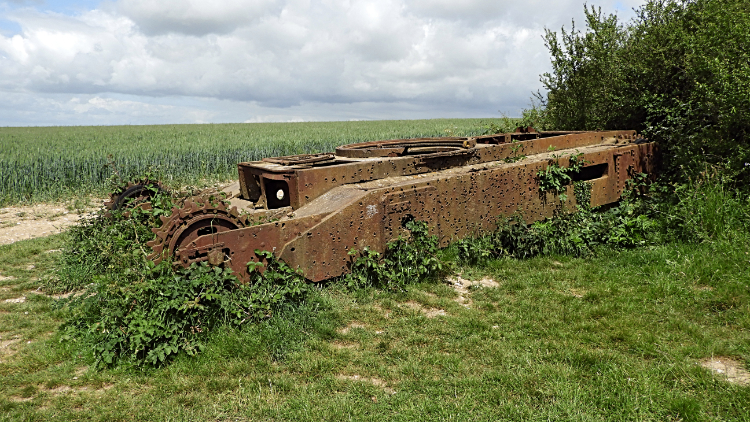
(0, 0, 646, 126)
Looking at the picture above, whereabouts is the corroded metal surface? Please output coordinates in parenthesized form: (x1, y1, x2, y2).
(150, 130, 658, 282)
(146, 196, 248, 266)
(105, 179, 166, 211)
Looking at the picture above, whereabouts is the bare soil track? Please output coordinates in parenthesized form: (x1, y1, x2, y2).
(0, 201, 101, 245)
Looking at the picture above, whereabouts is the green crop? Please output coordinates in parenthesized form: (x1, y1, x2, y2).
(0, 119, 494, 206)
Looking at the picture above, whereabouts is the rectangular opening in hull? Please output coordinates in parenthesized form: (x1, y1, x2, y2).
(264, 179, 291, 209)
(572, 163, 609, 182)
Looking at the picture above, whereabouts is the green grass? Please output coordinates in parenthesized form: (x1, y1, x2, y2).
(0, 119, 495, 205)
(1, 234, 748, 421)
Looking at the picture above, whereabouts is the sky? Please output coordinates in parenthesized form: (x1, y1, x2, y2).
(0, 0, 646, 126)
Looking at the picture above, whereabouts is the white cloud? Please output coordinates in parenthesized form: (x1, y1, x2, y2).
(0, 0, 647, 126)
(405, 0, 509, 21)
(69, 96, 174, 115)
(117, 0, 283, 36)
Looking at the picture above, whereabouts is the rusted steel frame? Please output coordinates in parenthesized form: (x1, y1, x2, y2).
(262, 153, 335, 165)
(195, 138, 655, 282)
(335, 138, 475, 158)
(239, 130, 640, 211)
(179, 213, 329, 275)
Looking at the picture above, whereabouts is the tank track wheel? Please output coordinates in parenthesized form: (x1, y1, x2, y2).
(146, 196, 248, 267)
(105, 179, 167, 211)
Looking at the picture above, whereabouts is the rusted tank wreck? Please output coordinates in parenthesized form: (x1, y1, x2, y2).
(139, 129, 657, 282)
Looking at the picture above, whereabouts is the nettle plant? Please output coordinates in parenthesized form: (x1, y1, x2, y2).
(55, 177, 310, 368)
(61, 249, 310, 368)
(536, 151, 587, 201)
(344, 220, 448, 291)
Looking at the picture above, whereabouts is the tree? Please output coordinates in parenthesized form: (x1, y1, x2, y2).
(538, 0, 750, 184)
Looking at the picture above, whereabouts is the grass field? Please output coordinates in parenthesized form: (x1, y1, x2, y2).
(0, 119, 496, 206)
(1, 233, 748, 421)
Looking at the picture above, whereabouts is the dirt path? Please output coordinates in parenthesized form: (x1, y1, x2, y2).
(0, 200, 101, 246)
(0, 182, 235, 246)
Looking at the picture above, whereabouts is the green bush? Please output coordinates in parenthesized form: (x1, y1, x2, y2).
(344, 220, 448, 291)
(538, 0, 750, 185)
(61, 258, 308, 368)
(456, 175, 666, 263)
(456, 169, 750, 265)
(536, 151, 586, 201)
(50, 188, 173, 294)
(53, 188, 309, 368)
(663, 169, 750, 243)
(457, 196, 660, 263)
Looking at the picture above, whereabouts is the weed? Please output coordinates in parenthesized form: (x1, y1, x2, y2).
(662, 168, 750, 243)
(48, 189, 172, 294)
(457, 169, 750, 267)
(456, 183, 662, 264)
(50, 182, 310, 368)
(537, 151, 586, 201)
(573, 180, 592, 210)
(344, 220, 448, 291)
(503, 141, 527, 163)
(244, 250, 309, 321)
(58, 255, 311, 368)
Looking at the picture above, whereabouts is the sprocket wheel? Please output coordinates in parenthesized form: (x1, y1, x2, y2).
(105, 179, 167, 211)
(146, 195, 248, 267)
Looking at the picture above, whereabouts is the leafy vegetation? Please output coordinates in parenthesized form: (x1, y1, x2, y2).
(61, 257, 308, 368)
(344, 220, 448, 292)
(55, 198, 446, 368)
(50, 184, 171, 294)
(49, 187, 310, 368)
(664, 168, 750, 243)
(537, 0, 750, 185)
(456, 181, 657, 263)
(536, 150, 586, 201)
(2, 0, 750, 417)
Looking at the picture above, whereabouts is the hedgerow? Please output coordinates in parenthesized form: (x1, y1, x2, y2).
(537, 0, 750, 186)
